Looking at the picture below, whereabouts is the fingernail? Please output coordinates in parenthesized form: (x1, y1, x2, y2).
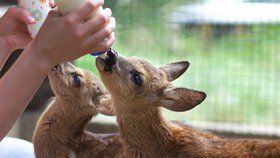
(98, 0, 104, 5)
(28, 16, 36, 23)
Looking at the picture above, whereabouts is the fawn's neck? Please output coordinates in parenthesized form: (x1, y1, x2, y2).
(45, 97, 96, 137)
(115, 100, 175, 157)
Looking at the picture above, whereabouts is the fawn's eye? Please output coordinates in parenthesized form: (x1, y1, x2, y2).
(130, 71, 142, 86)
(71, 73, 81, 87)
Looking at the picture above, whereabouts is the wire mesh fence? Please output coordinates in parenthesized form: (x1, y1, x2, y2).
(76, 0, 280, 132)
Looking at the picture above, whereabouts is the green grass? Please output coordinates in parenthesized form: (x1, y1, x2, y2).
(76, 1, 280, 126)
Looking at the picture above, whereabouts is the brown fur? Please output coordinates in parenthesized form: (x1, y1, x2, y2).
(33, 62, 124, 158)
(96, 53, 280, 158)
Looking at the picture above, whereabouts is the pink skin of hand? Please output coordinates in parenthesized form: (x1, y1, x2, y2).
(0, 1, 56, 70)
(0, 6, 35, 69)
(0, 0, 115, 140)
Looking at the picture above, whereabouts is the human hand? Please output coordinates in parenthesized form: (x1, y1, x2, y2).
(0, 7, 35, 54)
(32, 0, 116, 68)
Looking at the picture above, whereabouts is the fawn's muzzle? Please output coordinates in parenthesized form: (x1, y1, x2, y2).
(62, 62, 75, 69)
(104, 49, 118, 71)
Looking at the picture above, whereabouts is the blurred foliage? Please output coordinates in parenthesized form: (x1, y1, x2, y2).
(76, 0, 280, 126)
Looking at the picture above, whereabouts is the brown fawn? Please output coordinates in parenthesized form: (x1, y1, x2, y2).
(33, 62, 124, 158)
(96, 49, 280, 158)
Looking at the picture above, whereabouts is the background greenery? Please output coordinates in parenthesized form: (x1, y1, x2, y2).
(76, 0, 280, 126)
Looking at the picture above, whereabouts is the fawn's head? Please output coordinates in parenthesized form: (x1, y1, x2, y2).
(48, 62, 113, 115)
(96, 50, 206, 112)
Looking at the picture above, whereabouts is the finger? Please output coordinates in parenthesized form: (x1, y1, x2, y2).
(71, 0, 104, 22)
(102, 8, 112, 21)
(82, 8, 112, 34)
(49, 1, 56, 8)
(84, 33, 115, 55)
(6, 6, 35, 24)
(93, 33, 116, 52)
(83, 17, 116, 46)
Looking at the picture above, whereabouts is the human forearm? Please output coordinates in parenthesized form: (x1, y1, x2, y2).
(0, 43, 51, 140)
(0, 38, 11, 70)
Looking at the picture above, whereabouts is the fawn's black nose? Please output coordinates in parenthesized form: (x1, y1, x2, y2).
(104, 49, 118, 71)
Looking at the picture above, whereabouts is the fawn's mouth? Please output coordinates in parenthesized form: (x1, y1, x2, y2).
(96, 49, 118, 72)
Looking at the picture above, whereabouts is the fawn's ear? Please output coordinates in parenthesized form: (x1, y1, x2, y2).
(159, 61, 190, 82)
(161, 85, 206, 112)
(96, 94, 115, 116)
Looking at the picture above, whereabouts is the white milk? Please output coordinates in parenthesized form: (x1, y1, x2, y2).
(18, 0, 52, 38)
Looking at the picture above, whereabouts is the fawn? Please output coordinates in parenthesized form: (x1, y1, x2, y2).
(96, 49, 280, 158)
(33, 62, 124, 158)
